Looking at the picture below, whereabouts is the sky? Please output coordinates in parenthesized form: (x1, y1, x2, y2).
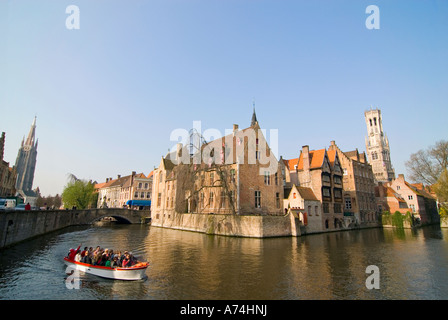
(1, 0, 447, 196)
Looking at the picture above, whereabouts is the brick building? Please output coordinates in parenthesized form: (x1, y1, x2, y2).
(0, 132, 17, 198)
(151, 112, 284, 225)
(96, 171, 153, 209)
(282, 145, 345, 231)
(328, 140, 378, 226)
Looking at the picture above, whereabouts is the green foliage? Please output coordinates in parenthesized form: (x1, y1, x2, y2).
(381, 211, 414, 228)
(61, 175, 97, 209)
(440, 206, 448, 223)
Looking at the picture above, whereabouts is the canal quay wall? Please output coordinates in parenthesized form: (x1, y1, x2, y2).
(150, 211, 382, 238)
(0, 208, 149, 249)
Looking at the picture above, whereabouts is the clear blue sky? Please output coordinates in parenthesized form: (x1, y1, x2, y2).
(1, 0, 447, 196)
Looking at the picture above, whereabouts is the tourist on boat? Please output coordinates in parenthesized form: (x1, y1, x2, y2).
(110, 256, 120, 268)
(75, 250, 82, 262)
(81, 247, 88, 257)
(81, 251, 92, 265)
(121, 253, 135, 268)
(68, 244, 81, 261)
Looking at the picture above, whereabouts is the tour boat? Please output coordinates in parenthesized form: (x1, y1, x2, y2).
(64, 257, 149, 281)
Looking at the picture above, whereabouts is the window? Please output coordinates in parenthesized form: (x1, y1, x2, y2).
(397, 185, 401, 190)
(264, 171, 271, 185)
(410, 204, 416, 212)
(209, 192, 214, 208)
(200, 192, 204, 209)
(334, 176, 342, 185)
(345, 197, 352, 210)
(276, 193, 280, 209)
(135, 192, 139, 198)
(343, 168, 348, 176)
(157, 193, 161, 207)
(255, 191, 261, 208)
(144, 183, 148, 189)
(255, 151, 261, 160)
(275, 172, 278, 185)
(315, 206, 319, 216)
(138, 182, 142, 189)
(323, 202, 330, 213)
(408, 195, 413, 200)
(322, 188, 331, 198)
(334, 189, 342, 199)
(308, 205, 312, 216)
(221, 191, 226, 208)
(146, 192, 151, 199)
(322, 174, 331, 183)
(334, 204, 342, 213)
(210, 172, 214, 185)
(140, 192, 144, 198)
(166, 197, 169, 208)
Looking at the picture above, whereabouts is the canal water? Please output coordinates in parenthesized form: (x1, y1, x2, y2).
(0, 224, 448, 300)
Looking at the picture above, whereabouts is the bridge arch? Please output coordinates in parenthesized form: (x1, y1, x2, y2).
(91, 214, 133, 224)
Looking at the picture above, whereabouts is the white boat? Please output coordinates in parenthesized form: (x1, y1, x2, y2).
(64, 257, 149, 281)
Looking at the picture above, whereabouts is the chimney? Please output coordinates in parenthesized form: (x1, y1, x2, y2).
(132, 171, 136, 176)
(302, 145, 310, 172)
(117, 175, 121, 179)
(398, 174, 405, 181)
(106, 178, 109, 183)
(233, 124, 239, 135)
(330, 140, 335, 146)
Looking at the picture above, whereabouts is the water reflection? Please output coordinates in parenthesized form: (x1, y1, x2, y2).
(0, 225, 448, 299)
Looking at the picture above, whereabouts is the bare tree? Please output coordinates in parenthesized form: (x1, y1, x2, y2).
(405, 140, 448, 185)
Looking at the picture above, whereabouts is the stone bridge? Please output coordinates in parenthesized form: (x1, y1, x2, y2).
(0, 208, 151, 249)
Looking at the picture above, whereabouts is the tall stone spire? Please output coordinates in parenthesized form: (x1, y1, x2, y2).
(15, 117, 38, 195)
(251, 101, 258, 127)
(25, 116, 37, 147)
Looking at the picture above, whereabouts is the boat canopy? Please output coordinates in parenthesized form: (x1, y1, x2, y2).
(126, 200, 151, 207)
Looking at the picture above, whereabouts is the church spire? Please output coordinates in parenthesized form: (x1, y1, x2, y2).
(251, 101, 258, 127)
(25, 116, 36, 147)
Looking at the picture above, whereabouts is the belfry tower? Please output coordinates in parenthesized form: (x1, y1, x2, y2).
(15, 117, 38, 194)
(364, 108, 395, 183)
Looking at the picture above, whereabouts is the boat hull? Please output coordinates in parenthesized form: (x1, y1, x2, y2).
(64, 258, 148, 281)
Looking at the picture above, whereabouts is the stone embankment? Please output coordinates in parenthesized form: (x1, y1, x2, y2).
(0, 208, 149, 249)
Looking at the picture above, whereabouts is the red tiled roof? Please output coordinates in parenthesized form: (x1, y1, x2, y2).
(297, 149, 326, 170)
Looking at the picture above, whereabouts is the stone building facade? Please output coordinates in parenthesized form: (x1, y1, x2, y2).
(151, 113, 284, 226)
(387, 174, 439, 225)
(0, 132, 17, 197)
(328, 140, 378, 225)
(282, 145, 345, 231)
(96, 171, 153, 208)
(284, 184, 322, 233)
